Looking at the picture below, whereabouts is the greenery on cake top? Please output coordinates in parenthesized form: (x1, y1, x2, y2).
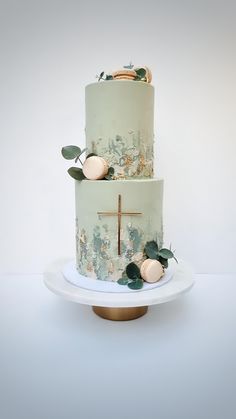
(96, 71, 114, 81)
(118, 241, 178, 290)
(97, 65, 148, 82)
(61, 145, 114, 181)
(134, 67, 147, 81)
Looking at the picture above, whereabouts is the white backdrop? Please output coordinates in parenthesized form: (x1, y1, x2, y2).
(0, 0, 235, 274)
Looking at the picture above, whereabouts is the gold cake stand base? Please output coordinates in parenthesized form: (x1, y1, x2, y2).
(92, 306, 148, 321)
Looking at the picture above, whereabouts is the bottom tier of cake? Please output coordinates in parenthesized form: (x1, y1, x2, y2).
(75, 179, 163, 281)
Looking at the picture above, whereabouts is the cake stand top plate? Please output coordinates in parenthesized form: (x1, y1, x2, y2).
(44, 259, 194, 308)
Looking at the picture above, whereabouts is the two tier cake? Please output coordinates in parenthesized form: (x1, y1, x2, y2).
(62, 66, 176, 288)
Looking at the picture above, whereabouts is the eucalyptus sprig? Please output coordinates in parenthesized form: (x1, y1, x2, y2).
(96, 71, 113, 81)
(61, 145, 87, 180)
(144, 241, 178, 268)
(118, 241, 178, 290)
(118, 262, 143, 290)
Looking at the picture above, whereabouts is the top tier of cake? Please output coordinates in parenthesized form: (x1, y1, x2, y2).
(85, 80, 154, 179)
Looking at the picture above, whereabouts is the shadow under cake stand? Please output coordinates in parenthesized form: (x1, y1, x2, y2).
(44, 259, 194, 321)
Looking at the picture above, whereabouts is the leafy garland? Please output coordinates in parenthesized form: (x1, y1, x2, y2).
(61, 145, 114, 181)
(118, 240, 178, 290)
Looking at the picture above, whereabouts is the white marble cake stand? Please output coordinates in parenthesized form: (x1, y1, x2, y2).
(44, 259, 194, 321)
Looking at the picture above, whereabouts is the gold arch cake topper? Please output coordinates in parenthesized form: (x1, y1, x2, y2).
(97, 194, 142, 256)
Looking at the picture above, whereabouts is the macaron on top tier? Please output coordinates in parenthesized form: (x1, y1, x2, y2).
(97, 64, 152, 83)
(111, 66, 152, 83)
(82, 156, 109, 180)
(112, 69, 137, 81)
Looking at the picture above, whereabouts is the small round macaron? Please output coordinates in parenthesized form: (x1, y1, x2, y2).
(144, 66, 152, 83)
(112, 69, 136, 80)
(140, 259, 164, 283)
(82, 156, 109, 180)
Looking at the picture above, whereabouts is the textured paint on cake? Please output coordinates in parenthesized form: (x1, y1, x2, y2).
(85, 81, 154, 179)
(75, 179, 163, 281)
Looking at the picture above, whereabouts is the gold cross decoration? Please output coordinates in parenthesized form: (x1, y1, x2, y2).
(97, 194, 142, 256)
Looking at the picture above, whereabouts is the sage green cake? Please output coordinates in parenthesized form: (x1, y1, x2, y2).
(75, 75, 164, 281)
(86, 81, 154, 179)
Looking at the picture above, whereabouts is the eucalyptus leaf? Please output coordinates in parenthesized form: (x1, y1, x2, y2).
(67, 167, 86, 181)
(157, 248, 174, 259)
(128, 279, 143, 290)
(61, 145, 81, 160)
(86, 153, 97, 159)
(144, 240, 159, 259)
(107, 167, 115, 175)
(135, 68, 146, 79)
(104, 166, 115, 180)
(117, 277, 129, 285)
(126, 262, 140, 280)
(158, 256, 168, 269)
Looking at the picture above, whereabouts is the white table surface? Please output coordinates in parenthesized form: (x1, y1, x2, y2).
(0, 272, 236, 419)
